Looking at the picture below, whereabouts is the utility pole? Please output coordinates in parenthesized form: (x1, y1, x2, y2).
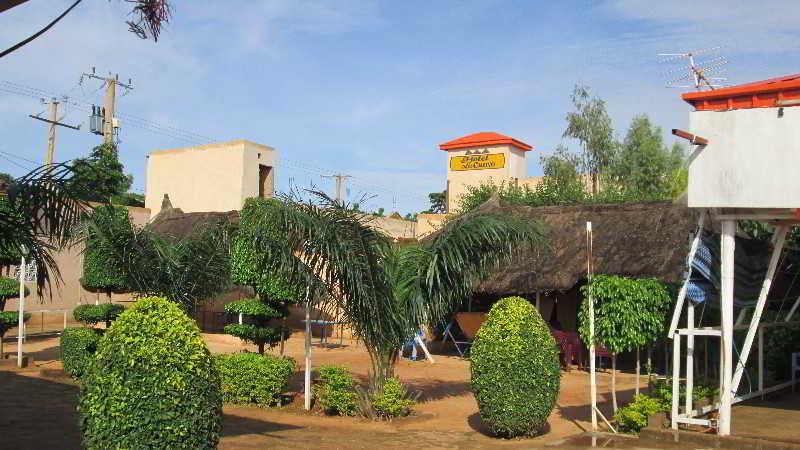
(29, 97, 80, 166)
(82, 68, 133, 144)
(321, 173, 352, 203)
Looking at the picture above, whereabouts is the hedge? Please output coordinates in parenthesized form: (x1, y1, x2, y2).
(215, 352, 295, 406)
(61, 327, 101, 378)
(73, 303, 125, 327)
(79, 297, 222, 449)
(316, 365, 358, 416)
(470, 296, 561, 437)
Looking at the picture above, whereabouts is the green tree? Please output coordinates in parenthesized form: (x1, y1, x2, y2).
(81, 210, 232, 312)
(68, 143, 133, 203)
(0, 173, 13, 190)
(535, 145, 587, 205)
(81, 205, 129, 302)
(249, 190, 546, 398)
(228, 198, 302, 353)
(563, 84, 616, 195)
(423, 191, 447, 214)
(578, 275, 672, 411)
(604, 115, 684, 200)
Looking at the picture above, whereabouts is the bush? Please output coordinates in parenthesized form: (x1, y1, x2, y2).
(79, 297, 222, 449)
(614, 394, 663, 433)
(470, 296, 561, 437)
(371, 377, 415, 418)
(215, 352, 295, 406)
(0, 276, 26, 311)
(80, 205, 129, 296)
(0, 276, 17, 298)
(317, 365, 358, 416)
(0, 310, 30, 356)
(61, 327, 101, 378)
(73, 303, 125, 327)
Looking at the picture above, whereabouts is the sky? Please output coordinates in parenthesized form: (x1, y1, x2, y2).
(1, 0, 799, 214)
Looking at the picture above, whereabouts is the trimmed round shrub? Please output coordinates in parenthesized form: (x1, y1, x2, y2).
(79, 297, 222, 449)
(215, 352, 295, 406)
(73, 303, 125, 327)
(470, 296, 561, 437)
(316, 365, 358, 416)
(61, 327, 101, 378)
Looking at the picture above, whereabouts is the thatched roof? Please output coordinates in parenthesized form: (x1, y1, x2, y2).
(473, 196, 698, 294)
(148, 196, 239, 239)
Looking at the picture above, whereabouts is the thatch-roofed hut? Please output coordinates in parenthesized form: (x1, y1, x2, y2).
(464, 196, 698, 332)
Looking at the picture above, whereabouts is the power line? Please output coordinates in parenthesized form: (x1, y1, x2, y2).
(0, 78, 431, 208)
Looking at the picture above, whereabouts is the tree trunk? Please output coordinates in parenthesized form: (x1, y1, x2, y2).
(647, 347, 653, 394)
(279, 317, 286, 355)
(0, 335, 4, 359)
(611, 354, 618, 413)
(635, 347, 640, 396)
(257, 342, 265, 355)
(369, 346, 398, 394)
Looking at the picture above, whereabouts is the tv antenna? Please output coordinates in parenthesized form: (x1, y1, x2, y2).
(659, 47, 728, 90)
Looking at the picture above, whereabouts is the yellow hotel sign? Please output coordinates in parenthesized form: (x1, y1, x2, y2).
(449, 153, 505, 171)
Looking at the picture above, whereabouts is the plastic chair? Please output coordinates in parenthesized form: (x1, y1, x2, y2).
(441, 320, 471, 358)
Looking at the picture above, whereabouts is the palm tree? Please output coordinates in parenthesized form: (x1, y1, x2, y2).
(0, 164, 87, 295)
(251, 191, 546, 392)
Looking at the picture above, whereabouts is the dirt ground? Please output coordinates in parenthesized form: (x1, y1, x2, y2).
(0, 331, 652, 449)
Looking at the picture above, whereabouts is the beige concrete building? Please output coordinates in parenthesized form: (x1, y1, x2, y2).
(439, 132, 534, 213)
(145, 139, 277, 218)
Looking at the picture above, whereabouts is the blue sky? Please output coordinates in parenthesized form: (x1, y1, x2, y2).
(1, 1, 798, 214)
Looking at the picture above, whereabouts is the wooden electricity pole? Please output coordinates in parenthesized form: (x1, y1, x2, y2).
(322, 173, 352, 203)
(29, 98, 80, 166)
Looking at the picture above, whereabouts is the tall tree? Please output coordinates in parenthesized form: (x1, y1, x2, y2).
(68, 143, 133, 203)
(228, 198, 302, 354)
(249, 191, 546, 395)
(535, 145, 587, 205)
(423, 191, 447, 214)
(563, 84, 616, 195)
(605, 114, 684, 200)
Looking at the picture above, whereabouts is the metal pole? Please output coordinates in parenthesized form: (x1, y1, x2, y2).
(671, 333, 681, 429)
(304, 289, 312, 410)
(732, 225, 788, 393)
(719, 220, 736, 436)
(685, 303, 695, 416)
(668, 212, 706, 338)
(758, 326, 764, 400)
(17, 254, 25, 368)
(587, 222, 597, 431)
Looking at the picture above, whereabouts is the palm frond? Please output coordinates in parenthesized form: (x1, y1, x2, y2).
(415, 213, 547, 325)
(0, 164, 89, 294)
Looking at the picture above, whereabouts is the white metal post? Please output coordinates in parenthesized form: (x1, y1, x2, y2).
(535, 290, 541, 311)
(304, 290, 312, 411)
(671, 333, 681, 429)
(786, 295, 800, 322)
(758, 326, 764, 399)
(17, 254, 25, 368)
(731, 225, 787, 394)
(685, 302, 695, 416)
(587, 222, 597, 432)
(719, 220, 736, 436)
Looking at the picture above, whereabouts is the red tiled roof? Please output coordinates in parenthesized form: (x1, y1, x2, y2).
(682, 73, 800, 111)
(439, 132, 533, 151)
